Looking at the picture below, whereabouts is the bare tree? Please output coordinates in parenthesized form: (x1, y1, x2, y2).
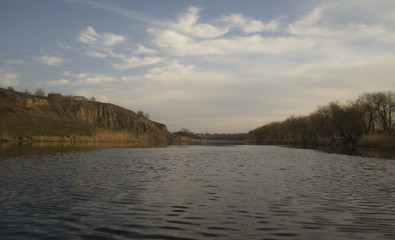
(34, 88, 45, 96)
(357, 93, 378, 134)
(369, 91, 394, 135)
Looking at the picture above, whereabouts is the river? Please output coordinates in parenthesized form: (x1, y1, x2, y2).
(1, 144, 394, 239)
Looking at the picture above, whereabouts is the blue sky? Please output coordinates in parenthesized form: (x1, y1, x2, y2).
(1, 0, 395, 133)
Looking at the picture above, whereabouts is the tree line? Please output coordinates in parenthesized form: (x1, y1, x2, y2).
(248, 91, 395, 149)
(173, 128, 247, 141)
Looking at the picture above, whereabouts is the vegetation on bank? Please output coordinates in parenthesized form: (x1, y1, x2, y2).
(248, 91, 395, 150)
(173, 128, 247, 142)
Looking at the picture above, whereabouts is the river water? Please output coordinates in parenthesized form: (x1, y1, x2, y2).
(1, 144, 394, 239)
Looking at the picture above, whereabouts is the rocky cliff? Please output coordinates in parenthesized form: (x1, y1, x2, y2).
(0, 88, 177, 143)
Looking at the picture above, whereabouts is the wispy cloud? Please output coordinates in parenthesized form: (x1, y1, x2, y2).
(288, 6, 395, 42)
(84, 50, 107, 58)
(78, 25, 126, 59)
(145, 6, 311, 57)
(75, 89, 110, 103)
(122, 62, 229, 83)
(112, 56, 165, 70)
(70, 71, 116, 84)
(221, 13, 279, 33)
(5, 59, 23, 64)
(170, 6, 229, 38)
(148, 29, 313, 56)
(84, 74, 115, 84)
(42, 71, 116, 87)
(33, 55, 63, 66)
(68, 0, 160, 25)
(78, 26, 126, 47)
(135, 44, 157, 55)
(0, 69, 19, 86)
(77, 25, 164, 69)
(46, 78, 70, 86)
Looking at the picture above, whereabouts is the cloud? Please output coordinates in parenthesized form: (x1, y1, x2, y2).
(72, 0, 160, 25)
(57, 41, 72, 50)
(0, 69, 19, 86)
(78, 25, 100, 44)
(72, 72, 88, 79)
(288, 7, 323, 36)
(74, 89, 110, 103)
(33, 55, 63, 66)
(209, 35, 314, 54)
(147, 7, 310, 57)
(102, 32, 126, 46)
(5, 59, 23, 64)
(46, 79, 71, 86)
(78, 25, 126, 56)
(221, 13, 279, 33)
(112, 56, 165, 70)
(135, 44, 157, 55)
(244, 19, 278, 33)
(78, 26, 126, 47)
(149, 28, 314, 56)
(170, 6, 229, 38)
(42, 71, 117, 87)
(85, 75, 115, 84)
(69, 71, 116, 84)
(122, 62, 232, 84)
(78, 26, 164, 70)
(288, 6, 395, 42)
(84, 50, 107, 58)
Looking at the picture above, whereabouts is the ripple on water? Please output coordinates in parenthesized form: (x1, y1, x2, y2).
(1, 145, 394, 240)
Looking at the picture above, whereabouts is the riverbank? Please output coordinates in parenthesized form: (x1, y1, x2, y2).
(243, 138, 395, 160)
(0, 130, 177, 144)
(246, 134, 395, 151)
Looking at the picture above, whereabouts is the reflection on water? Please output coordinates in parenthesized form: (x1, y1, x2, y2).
(0, 141, 167, 159)
(0, 145, 394, 239)
(281, 144, 395, 160)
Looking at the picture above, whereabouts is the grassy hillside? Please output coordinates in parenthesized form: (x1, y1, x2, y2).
(0, 111, 94, 137)
(0, 88, 179, 143)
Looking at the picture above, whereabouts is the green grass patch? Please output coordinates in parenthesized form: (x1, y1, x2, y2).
(0, 111, 95, 138)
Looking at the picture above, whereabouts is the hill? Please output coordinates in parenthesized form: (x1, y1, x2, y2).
(0, 88, 179, 143)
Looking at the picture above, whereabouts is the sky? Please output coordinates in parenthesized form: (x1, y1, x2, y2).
(1, 0, 395, 133)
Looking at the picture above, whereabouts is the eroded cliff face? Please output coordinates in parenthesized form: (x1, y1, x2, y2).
(69, 101, 155, 133)
(0, 88, 175, 142)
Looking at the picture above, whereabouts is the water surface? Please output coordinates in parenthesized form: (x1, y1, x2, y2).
(1, 145, 394, 239)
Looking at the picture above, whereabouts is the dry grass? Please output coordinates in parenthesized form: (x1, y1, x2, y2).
(0, 112, 173, 143)
(357, 134, 395, 150)
(29, 129, 135, 143)
(179, 136, 200, 144)
(28, 129, 173, 143)
(0, 131, 14, 142)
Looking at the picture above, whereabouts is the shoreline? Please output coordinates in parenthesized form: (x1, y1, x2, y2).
(1, 139, 394, 160)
